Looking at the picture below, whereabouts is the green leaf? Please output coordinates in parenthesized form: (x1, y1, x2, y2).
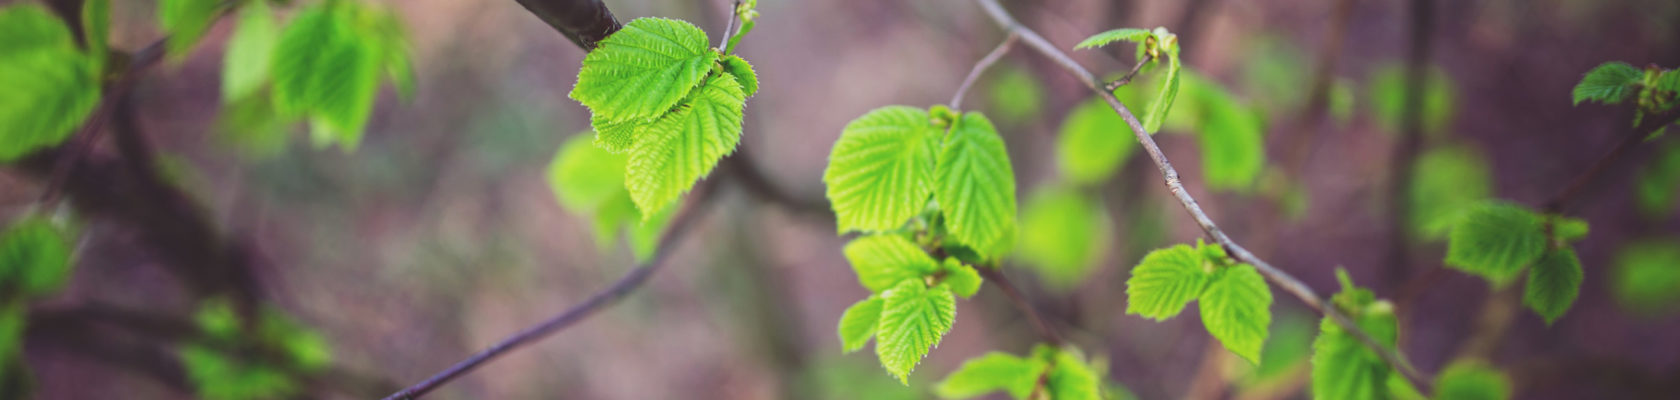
(1193, 78, 1265, 190)
(875, 279, 957, 384)
(939, 258, 982, 299)
(82, 0, 109, 73)
(936, 112, 1017, 256)
(1200, 264, 1273, 365)
(1310, 306, 1400, 400)
(223, 1, 277, 101)
(1142, 54, 1181, 134)
(838, 295, 883, 353)
(158, 0, 220, 56)
(570, 18, 717, 123)
(934, 352, 1046, 399)
(625, 71, 746, 214)
(626, 201, 676, 261)
(549, 134, 630, 216)
(1047, 348, 1102, 400)
(1016, 187, 1111, 289)
(215, 88, 292, 160)
(1433, 360, 1512, 400)
(0, 217, 75, 296)
(985, 65, 1044, 124)
(0, 5, 101, 162)
(824, 106, 940, 233)
(843, 234, 939, 292)
(1523, 248, 1581, 325)
(1572, 62, 1641, 105)
(1612, 240, 1680, 312)
(1057, 98, 1135, 184)
(1409, 145, 1492, 239)
(1444, 202, 1547, 287)
(721, 54, 759, 96)
(1073, 28, 1152, 50)
(180, 344, 298, 400)
(1126, 244, 1211, 320)
(0, 305, 21, 367)
(1636, 140, 1680, 217)
(592, 113, 640, 153)
(1549, 216, 1589, 243)
(272, 1, 400, 150)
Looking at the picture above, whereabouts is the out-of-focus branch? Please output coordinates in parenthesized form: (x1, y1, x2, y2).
(511, 0, 622, 50)
(1542, 109, 1680, 213)
(972, 0, 1431, 390)
(949, 33, 1019, 109)
(381, 180, 718, 400)
(977, 266, 1065, 345)
(1382, 0, 1436, 287)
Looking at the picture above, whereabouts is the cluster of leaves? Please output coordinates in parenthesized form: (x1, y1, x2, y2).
(567, 17, 759, 217)
(1443, 201, 1588, 324)
(0, 217, 79, 396)
(0, 3, 105, 162)
(934, 345, 1122, 400)
(179, 299, 333, 400)
(193, 0, 416, 153)
(1125, 240, 1273, 364)
(822, 100, 1022, 382)
(1573, 61, 1680, 128)
(1310, 270, 1410, 399)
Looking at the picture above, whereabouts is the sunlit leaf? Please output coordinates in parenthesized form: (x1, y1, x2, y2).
(223, 1, 277, 101)
(843, 234, 939, 293)
(936, 112, 1017, 256)
(1572, 62, 1641, 105)
(939, 258, 982, 299)
(839, 295, 883, 353)
(875, 279, 957, 384)
(626, 72, 746, 214)
(935, 352, 1046, 399)
(1073, 28, 1151, 50)
(0, 5, 101, 161)
(570, 18, 717, 123)
(1444, 201, 1546, 287)
(1126, 244, 1211, 320)
(1200, 264, 1272, 365)
(824, 106, 940, 233)
(158, 0, 220, 56)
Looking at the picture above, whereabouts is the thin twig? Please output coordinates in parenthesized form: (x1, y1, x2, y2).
(1542, 109, 1680, 213)
(718, 0, 741, 50)
(971, 0, 1431, 389)
(976, 266, 1064, 345)
(949, 33, 1019, 109)
(1103, 53, 1153, 92)
(382, 181, 719, 400)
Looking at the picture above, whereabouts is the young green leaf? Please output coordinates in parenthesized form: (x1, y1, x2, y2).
(1409, 145, 1493, 239)
(223, 1, 278, 101)
(0, 4, 101, 162)
(875, 279, 958, 384)
(1200, 264, 1272, 365)
(1522, 248, 1582, 325)
(272, 1, 410, 150)
(1141, 53, 1181, 134)
(625, 72, 746, 214)
(1047, 348, 1102, 400)
(1444, 202, 1547, 287)
(824, 106, 941, 233)
(1433, 360, 1512, 400)
(592, 114, 640, 153)
(550, 135, 631, 215)
(939, 258, 982, 299)
(936, 112, 1017, 255)
(1073, 28, 1152, 50)
(0, 217, 75, 297)
(1549, 216, 1589, 243)
(843, 234, 939, 293)
(934, 352, 1046, 399)
(1016, 187, 1111, 289)
(158, 0, 220, 56)
(1636, 140, 1680, 217)
(839, 295, 884, 353)
(1612, 240, 1680, 312)
(1192, 78, 1265, 191)
(1310, 303, 1400, 400)
(571, 18, 717, 123)
(1057, 98, 1135, 184)
(721, 54, 759, 97)
(1572, 62, 1641, 105)
(1125, 244, 1211, 320)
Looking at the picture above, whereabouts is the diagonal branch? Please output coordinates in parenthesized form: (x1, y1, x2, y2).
(971, 0, 1431, 389)
(949, 33, 1019, 109)
(382, 181, 718, 400)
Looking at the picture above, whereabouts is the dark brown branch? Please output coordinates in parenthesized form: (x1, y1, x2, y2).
(972, 0, 1430, 389)
(1542, 109, 1680, 213)
(512, 0, 622, 50)
(382, 181, 718, 400)
(38, 40, 165, 206)
(976, 266, 1065, 345)
(1102, 53, 1153, 92)
(949, 33, 1019, 110)
(1382, 0, 1436, 287)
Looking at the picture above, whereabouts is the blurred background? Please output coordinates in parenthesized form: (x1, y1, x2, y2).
(3, 0, 1680, 398)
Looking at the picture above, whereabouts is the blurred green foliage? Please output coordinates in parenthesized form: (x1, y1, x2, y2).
(1408, 145, 1493, 240)
(548, 134, 675, 261)
(1612, 239, 1680, 313)
(985, 64, 1045, 125)
(1368, 64, 1457, 136)
(181, 299, 332, 400)
(0, 4, 102, 162)
(1015, 186, 1111, 289)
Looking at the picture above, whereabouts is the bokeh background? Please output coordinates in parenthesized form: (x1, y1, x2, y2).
(4, 0, 1680, 399)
